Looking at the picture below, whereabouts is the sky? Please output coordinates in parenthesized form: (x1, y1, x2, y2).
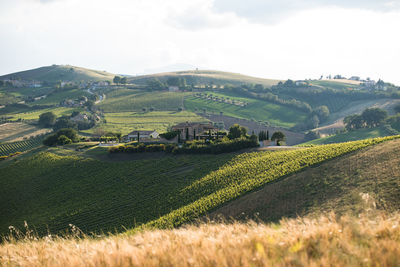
(0, 0, 400, 84)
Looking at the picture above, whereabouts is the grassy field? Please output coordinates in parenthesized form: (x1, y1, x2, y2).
(309, 79, 359, 90)
(98, 90, 189, 112)
(301, 126, 393, 145)
(85, 111, 207, 135)
(1, 136, 397, 237)
(32, 88, 90, 106)
(2, 212, 399, 267)
(0, 123, 51, 143)
(184, 91, 307, 128)
(7, 107, 80, 121)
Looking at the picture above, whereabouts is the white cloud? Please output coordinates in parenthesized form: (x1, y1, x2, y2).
(0, 0, 399, 85)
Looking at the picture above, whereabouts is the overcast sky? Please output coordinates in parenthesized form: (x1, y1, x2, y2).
(1, 0, 400, 84)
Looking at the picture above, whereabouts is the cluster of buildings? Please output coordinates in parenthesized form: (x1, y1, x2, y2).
(124, 122, 219, 143)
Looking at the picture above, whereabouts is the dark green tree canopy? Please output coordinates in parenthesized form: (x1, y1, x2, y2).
(38, 112, 57, 128)
(113, 76, 121, 84)
(271, 131, 285, 145)
(227, 124, 247, 139)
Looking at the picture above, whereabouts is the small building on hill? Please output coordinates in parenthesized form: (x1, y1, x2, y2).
(127, 130, 159, 142)
(171, 122, 218, 141)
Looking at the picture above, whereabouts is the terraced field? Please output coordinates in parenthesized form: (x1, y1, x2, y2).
(185, 91, 307, 128)
(0, 136, 45, 156)
(85, 111, 208, 135)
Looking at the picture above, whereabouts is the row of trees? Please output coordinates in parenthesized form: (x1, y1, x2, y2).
(113, 76, 127, 84)
(344, 108, 388, 130)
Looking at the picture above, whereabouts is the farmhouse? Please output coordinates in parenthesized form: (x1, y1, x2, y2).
(171, 122, 218, 141)
(127, 130, 159, 142)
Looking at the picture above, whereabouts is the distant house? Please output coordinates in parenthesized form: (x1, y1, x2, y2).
(127, 130, 159, 142)
(168, 86, 180, 92)
(171, 122, 218, 141)
(349, 76, 360, 81)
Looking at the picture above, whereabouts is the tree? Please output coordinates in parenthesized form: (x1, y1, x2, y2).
(56, 135, 72, 145)
(313, 106, 330, 123)
(344, 114, 364, 130)
(361, 108, 388, 128)
(227, 124, 247, 139)
(38, 112, 56, 128)
(258, 130, 268, 141)
(43, 128, 78, 146)
(395, 104, 400, 114)
(120, 77, 127, 84)
(271, 131, 285, 146)
(53, 116, 77, 131)
(113, 76, 121, 84)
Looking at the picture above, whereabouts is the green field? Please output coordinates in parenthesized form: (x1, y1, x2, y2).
(184, 91, 307, 128)
(301, 127, 393, 145)
(1, 136, 397, 236)
(85, 111, 208, 135)
(7, 107, 80, 121)
(33, 89, 89, 106)
(99, 90, 189, 112)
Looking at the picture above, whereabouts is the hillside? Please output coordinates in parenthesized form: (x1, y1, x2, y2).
(128, 70, 281, 87)
(210, 138, 400, 221)
(0, 65, 115, 83)
(1, 136, 396, 237)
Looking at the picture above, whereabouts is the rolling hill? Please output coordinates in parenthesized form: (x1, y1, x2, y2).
(1, 136, 398, 237)
(128, 70, 281, 87)
(0, 65, 115, 83)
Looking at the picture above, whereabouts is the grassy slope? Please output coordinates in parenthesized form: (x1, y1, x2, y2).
(98, 90, 189, 112)
(85, 111, 208, 135)
(1, 137, 397, 237)
(210, 138, 400, 222)
(129, 70, 281, 87)
(0, 65, 115, 83)
(302, 126, 392, 145)
(0, 123, 51, 143)
(184, 91, 307, 128)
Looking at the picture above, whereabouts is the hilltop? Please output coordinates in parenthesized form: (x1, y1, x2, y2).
(129, 70, 281, 87)
(0, 65, 115, 83)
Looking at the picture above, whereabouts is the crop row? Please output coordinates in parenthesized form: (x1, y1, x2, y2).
(0, 137, 44, 156)
(136, 135, 400, 231)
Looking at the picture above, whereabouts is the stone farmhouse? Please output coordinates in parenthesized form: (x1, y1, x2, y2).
(171, 122, 218, 141)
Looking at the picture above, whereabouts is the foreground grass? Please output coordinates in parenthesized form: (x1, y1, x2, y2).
(1, 212, 399, 267)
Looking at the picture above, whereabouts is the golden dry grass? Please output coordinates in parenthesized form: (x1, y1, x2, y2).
(0, 123, 50, 143)
(1, 210, 400, 267)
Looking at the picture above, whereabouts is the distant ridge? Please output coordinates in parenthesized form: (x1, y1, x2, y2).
(129, 70, 281, 87)
(0, 65, 115, 83)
